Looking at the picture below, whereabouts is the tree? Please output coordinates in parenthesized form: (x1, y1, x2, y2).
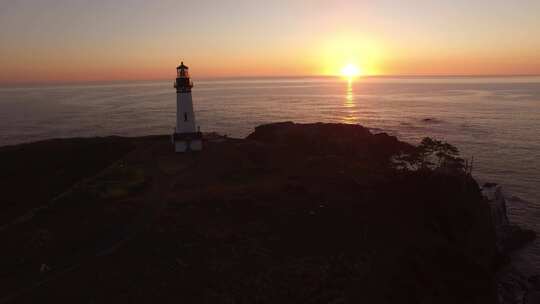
(393, 137, 465, 172)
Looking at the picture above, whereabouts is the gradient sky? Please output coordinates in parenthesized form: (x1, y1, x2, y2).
(1, 0, 540, 84)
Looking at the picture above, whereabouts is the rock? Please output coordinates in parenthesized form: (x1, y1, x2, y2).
(421, 118, 442, 123)
(525, 291, 540, 304)
(499, 225, 536, 253)
(524, 275, 540, 304)
(247, 122, 414, 162)
(481, 183, 535, 253)
(496, 268, 529, 304)
(484, 182, 499, 188)
(482, 183, 509, 230)
(482, 184, 538, 303)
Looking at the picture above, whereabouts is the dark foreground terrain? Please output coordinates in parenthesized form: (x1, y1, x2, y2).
(0, 122, 506, 303)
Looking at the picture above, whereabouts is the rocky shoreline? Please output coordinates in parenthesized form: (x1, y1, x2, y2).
(0, 122, 536, 303)
(482, 183, 538, 304)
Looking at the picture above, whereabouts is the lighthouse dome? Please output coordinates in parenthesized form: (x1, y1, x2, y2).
(176, 62, 190, 78)
(177, 62, 189, 70)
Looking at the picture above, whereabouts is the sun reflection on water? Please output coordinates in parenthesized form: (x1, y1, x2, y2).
(342, 79, 358, 123)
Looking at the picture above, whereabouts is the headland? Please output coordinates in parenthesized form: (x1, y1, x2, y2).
(0, 122, 536, 303)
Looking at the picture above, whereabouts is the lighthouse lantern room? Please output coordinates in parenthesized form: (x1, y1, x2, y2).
(172, 62, 202, 152)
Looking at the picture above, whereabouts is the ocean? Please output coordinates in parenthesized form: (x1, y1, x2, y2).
(1, 76, 539, 273)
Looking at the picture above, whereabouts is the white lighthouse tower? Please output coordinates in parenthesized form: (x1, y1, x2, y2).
(172, 62, 202, 152)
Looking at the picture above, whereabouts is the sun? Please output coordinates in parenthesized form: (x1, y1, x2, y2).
(341, 63, 362, 78)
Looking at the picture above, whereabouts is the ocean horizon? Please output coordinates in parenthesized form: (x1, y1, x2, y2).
(3, 74, 540, 88)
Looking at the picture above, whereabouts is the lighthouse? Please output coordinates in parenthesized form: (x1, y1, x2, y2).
(172, 62, 202, 152)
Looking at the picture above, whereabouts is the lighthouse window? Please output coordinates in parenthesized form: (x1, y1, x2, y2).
(184, 113, 188, 121)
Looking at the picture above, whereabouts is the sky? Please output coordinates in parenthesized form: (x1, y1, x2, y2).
(1, 0, 540, 84)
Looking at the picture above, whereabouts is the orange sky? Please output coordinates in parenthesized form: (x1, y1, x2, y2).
(1, 0, 540, 84)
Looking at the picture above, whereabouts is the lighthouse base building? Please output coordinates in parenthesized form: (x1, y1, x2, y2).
(173, 133, 202, 152)
(172, 62, 202, 153)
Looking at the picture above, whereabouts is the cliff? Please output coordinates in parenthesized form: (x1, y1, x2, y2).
(0, 122, 505, 303)
(482, 183, 538, 304)
(482, 183, 535, 255)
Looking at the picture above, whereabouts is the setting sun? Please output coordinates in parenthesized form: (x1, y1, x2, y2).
(341, 64, 362, 78)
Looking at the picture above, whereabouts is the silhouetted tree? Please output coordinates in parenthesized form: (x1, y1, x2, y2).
(393, 137, 465, 172)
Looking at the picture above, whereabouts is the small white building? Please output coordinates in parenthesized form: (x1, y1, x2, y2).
(172, 62, 202, 152)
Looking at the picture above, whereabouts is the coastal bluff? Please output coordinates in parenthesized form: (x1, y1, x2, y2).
(0, 122, 514, 303)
